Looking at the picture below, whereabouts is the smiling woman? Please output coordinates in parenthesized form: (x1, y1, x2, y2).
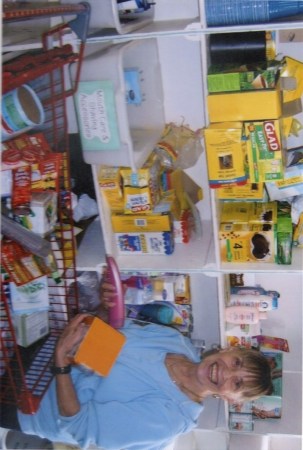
(2, 273, 273, 450)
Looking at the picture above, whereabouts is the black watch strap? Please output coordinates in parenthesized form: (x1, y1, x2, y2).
(51, 365, 72, 375)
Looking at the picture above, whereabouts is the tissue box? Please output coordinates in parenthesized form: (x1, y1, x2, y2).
(13, 310, 49, 347)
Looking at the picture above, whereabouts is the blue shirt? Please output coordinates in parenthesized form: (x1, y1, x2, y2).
(18, 320, 204, 449)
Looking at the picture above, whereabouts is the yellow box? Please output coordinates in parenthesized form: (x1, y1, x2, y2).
(98, 166, 124, 212)
(216, 183, 265, 201)
(204, 122, 248, 187)
(220, 202, 277, 224)
(244, 120, 286, 183)
(219, 223, 275, 263)
(111, 212, 172, 232)
(121, 155, 161, 214)
(73, 316, 126, 377)
(207, 89, 282, 122)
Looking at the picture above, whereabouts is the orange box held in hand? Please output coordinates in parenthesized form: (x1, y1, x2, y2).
(72, 316, 126, 377)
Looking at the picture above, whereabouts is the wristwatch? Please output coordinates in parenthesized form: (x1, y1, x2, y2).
(51, 365, 72, 375)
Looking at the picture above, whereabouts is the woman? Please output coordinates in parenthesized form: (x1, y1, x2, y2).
(4, 278, 273, 450)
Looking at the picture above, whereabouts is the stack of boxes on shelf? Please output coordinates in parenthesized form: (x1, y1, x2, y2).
(98, 150, 203, 256)
(1, 131, 72, 348)
(122, 272, 193, 335)
(204, 32, 303, 264)
(224, 274, 287, 431)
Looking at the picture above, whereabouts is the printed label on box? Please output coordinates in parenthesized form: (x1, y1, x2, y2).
(75, 81, 120, 151)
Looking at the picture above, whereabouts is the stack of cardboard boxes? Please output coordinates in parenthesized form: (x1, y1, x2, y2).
(204, 55, 303, 263)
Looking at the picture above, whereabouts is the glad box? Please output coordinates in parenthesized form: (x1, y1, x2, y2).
(244, 120, 286, 183)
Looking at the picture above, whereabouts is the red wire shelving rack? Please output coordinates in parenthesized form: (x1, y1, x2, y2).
(1, 2, 90, 414)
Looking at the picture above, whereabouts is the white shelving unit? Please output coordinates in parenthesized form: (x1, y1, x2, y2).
(72, 0, 303, 442)
(3, 0, 302, 446)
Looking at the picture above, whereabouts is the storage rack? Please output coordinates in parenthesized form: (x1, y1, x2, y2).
(0, 3, 90, 414)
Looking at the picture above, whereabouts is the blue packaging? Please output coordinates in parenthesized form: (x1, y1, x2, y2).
(205, 0, 303, 26)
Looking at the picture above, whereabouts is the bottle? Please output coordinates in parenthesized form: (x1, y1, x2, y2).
(225, 306, 267, 325)
(205, 0, 303, 26)
(229, 293, 279, 311)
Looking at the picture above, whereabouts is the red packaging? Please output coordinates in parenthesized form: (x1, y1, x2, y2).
(12, 165, 32, 215)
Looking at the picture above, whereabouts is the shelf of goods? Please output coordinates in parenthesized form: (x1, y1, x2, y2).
(68, 1, 303, 438)
(0, 5, 90, 414)
(63, 0, 303, 275)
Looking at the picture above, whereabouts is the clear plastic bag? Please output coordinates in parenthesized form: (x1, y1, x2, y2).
(67, 271, 101, 313)
(155, 122, 204, 170)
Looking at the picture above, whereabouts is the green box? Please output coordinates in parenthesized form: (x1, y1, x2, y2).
(207, 62, 279, 93)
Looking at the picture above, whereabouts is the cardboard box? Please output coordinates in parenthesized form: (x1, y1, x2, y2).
(9, 276, 49, 314)
(276, 202, 293, 265)
(121, 153, 161, 214)
(72, 316, 126, 376)
(111, 212, 172, 232)
(219, 223, 276, 263)
(204, 122, 248, 187)
(207, 61, 279, 93)
(115, 231, 174, 255)
(216, 183, 265, 201)
(244, 120, 286, 183)
(220, 202, 277, 225)
(98, 165, 124, 212)
(13, 310, 49, 347)
(207, 77, 301, 122)
(207, 89, 282, 122)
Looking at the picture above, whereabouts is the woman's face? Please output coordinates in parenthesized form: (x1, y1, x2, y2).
(196, 349, 256, 403)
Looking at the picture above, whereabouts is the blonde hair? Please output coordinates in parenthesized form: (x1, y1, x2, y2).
(234, 347, 273, 401)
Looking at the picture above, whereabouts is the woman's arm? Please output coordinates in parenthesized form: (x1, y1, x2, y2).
(54, 313, 89, 416)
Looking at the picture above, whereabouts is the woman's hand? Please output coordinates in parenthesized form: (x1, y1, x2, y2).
(54, 313, 90, 367)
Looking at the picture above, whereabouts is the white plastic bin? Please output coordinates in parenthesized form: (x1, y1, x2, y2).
(66, 0, 155, 35)
(75, 38, 165, 168)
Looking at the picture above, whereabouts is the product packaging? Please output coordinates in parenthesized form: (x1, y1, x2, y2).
(276, 203, 293, 265)
(207, 61, 280, 93)
(251, 335, 289, 352)
(216, 183, 266, 201)
(225, 305, 267, 325)
(111, 212, 173, 233)
(229, 293, 278, 311)
(253, 395, 282, 419)
(205, 0, 303, 26)
(204, 122, 248, 188)
(72, 316, 126, 376)
(9, 276, 49, 314)
(219, 223, 276, 263)
(98, 165, 124, 212)
(207, 76, 301, 123)
(121, 153, 162, 214)
(220, 201, 278, 225)
(244, 119, 286, 183)
(115, 231, 174, 255)
(12, 310, 49, 347)
(229, 413, 254, 432)
(14, 191, 58, 237)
